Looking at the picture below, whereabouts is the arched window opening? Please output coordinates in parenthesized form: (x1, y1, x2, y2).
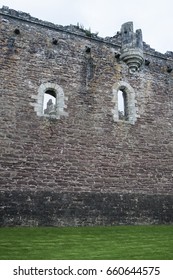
(118, 89, 128, 120)
(112, 81, 137, 124)
(43, 89, 56, 116)
(32, 82, 68, 119)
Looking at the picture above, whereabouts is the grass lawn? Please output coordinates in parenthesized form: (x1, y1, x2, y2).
(0, 225, 172, 260)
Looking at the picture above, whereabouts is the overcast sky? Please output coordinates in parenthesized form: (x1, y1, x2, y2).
(1, 0, 173, 53)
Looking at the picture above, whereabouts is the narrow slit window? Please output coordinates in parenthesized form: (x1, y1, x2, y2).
(112, 81, 136, 124)
(43, 89, 56, 115)
(118, 90, 128, 120)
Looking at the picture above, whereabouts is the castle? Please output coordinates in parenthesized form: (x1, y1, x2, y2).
(0, 6, 173, 226)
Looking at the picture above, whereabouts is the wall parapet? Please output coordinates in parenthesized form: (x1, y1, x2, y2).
(0, 6, 121, 48)
(0, 5, 172, 62)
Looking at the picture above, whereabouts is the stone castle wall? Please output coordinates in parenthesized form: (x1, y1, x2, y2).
(0, 6, 173, 226)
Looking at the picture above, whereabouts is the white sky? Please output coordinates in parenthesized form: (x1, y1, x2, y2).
(1, 0, 173, 53)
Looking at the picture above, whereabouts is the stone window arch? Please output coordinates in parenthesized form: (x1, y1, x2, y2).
(112, 81, 138, 124)
(32, 82, 68, 119)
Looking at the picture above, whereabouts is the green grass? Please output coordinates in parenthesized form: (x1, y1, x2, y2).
(0, 225, 172, 260)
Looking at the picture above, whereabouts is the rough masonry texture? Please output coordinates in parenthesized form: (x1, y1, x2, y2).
(0, 6, 173, 226)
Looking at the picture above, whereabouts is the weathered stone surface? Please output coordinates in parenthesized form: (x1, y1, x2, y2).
(120, 22, 144, 73)
(0, 6, 173, 226)
(1, 191, 173, 226)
